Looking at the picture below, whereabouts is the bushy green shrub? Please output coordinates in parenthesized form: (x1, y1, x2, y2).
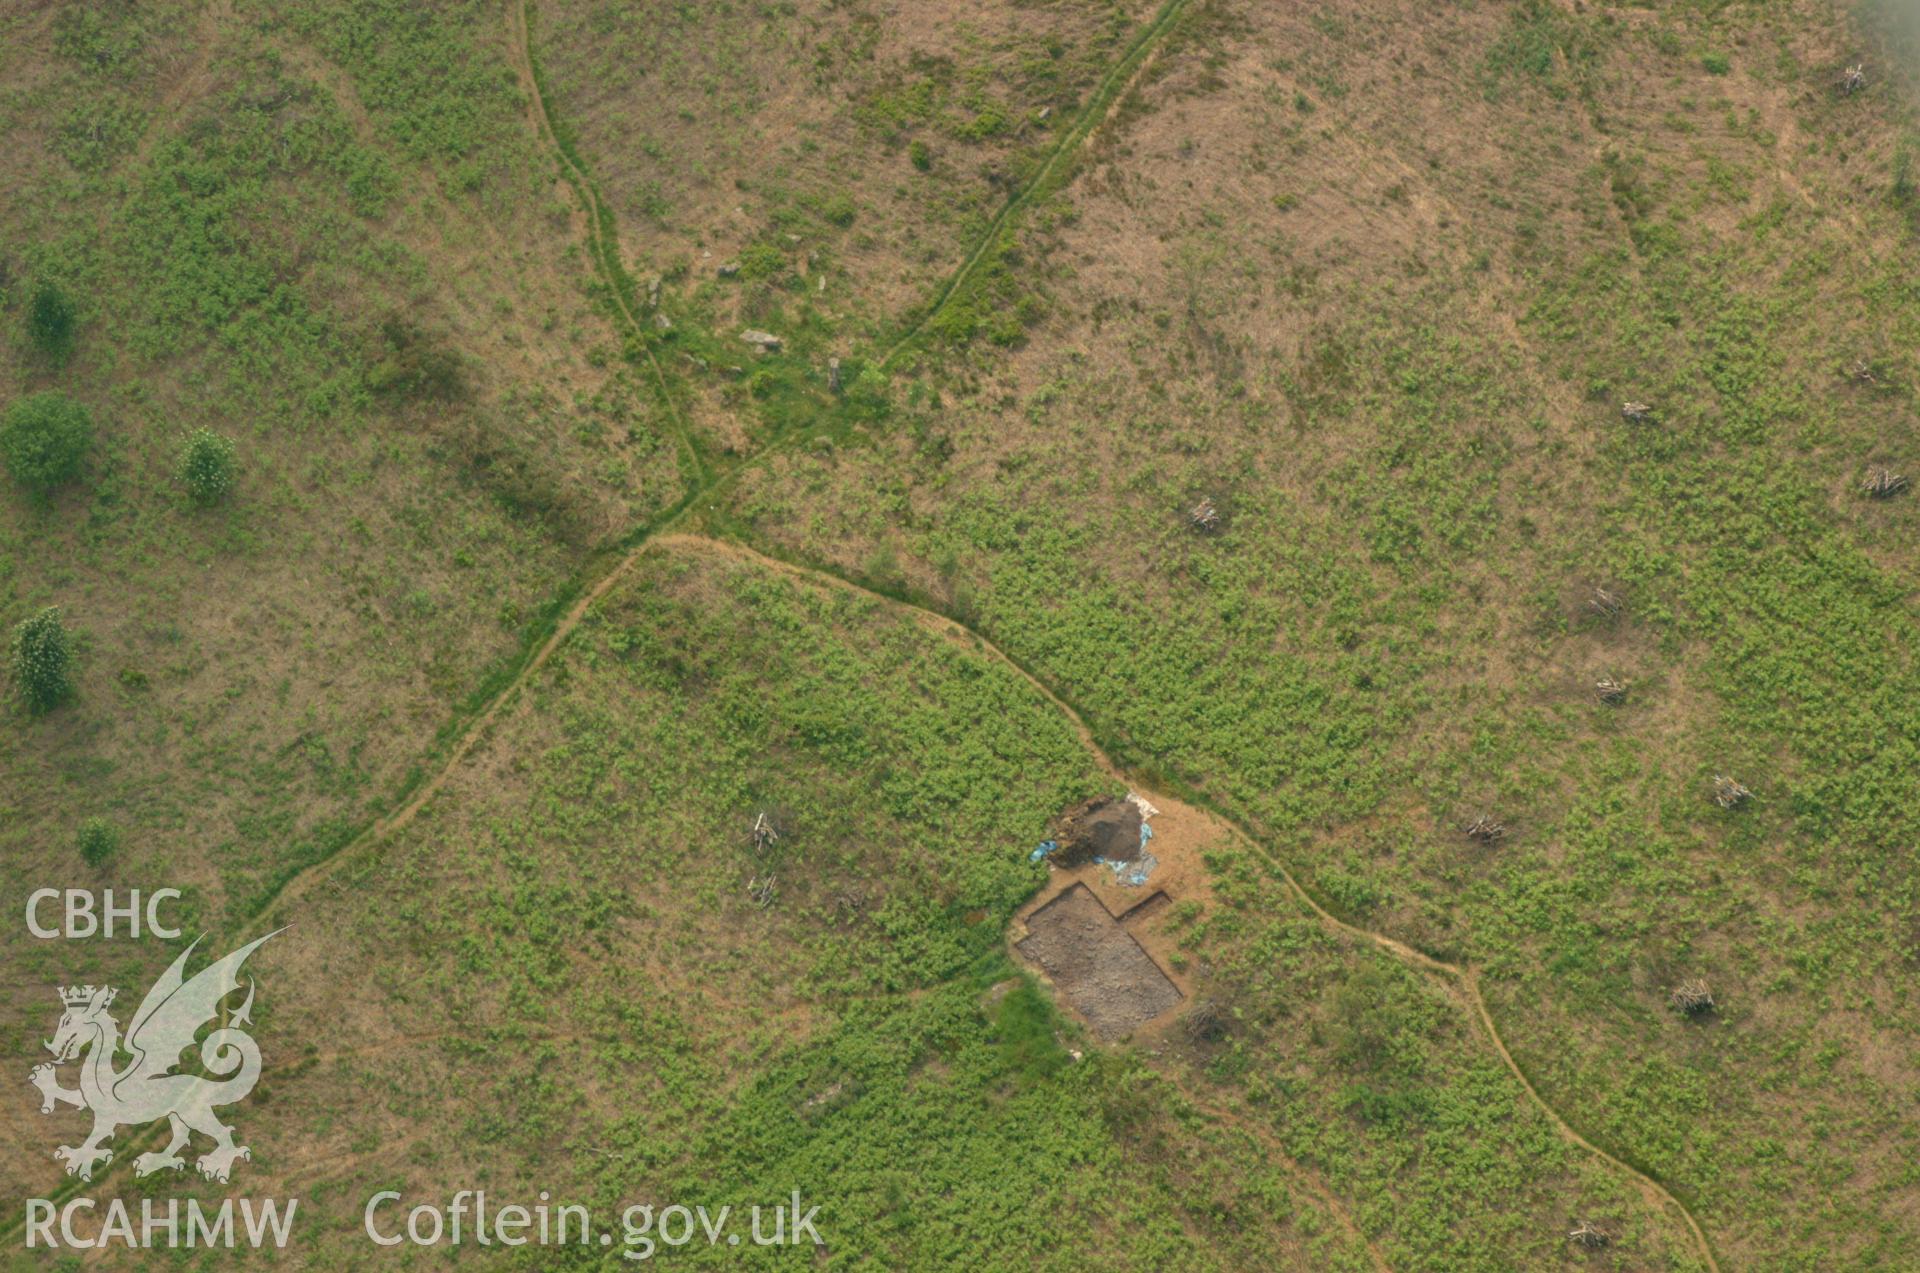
(909, 140, 932, 171)
(27, 283, 76, 362)
(735, 242, 788, 281)
(12, 606, 74, 713)
(52, 6, 142, 71)
(820, 193, 857, 227)
(177, 428, 237, 505)
(368, 319, 465, 402)
(76, 817, 120, 866)
(953, 102, 1009, 141)
(1, 392, 93, 493)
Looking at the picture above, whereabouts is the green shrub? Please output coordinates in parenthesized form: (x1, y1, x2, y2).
(26, 283, 76, 362)
(735, 242, 788, 281)
(177, 428, 237, 505)
(953, 102, 1009, 141)
(1481, 1, 1599, 98)
(52, 7, 143, 71)
(12, 606, 74, 714)
(1, 392, 93, 493)
(76, 817, 120, 866)
(984, 310, 1026, 347)
(821, 193, 857, 227)
(928, 301, 981, 343)
(1701, 52, 1730, 75)
(909, 139, 932, 171)
(991, 980, 1071, 1083)
(368, 319, 465, 402)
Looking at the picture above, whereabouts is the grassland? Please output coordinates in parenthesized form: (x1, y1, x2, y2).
(6, 0, 1920, 1268)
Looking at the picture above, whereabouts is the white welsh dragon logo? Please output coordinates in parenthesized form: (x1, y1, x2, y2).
(27, 931, 281, 1183)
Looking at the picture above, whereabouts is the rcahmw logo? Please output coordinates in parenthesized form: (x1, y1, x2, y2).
(23, 931, 299, 1252)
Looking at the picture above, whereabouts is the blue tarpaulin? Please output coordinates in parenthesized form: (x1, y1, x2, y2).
(1093, 820, 1156, 885)
(1032, 820, 1159, 885)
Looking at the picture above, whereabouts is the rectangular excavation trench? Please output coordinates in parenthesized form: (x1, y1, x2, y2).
(1015, 883, 1182, 1038)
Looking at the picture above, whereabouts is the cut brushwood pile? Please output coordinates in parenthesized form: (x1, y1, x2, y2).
(1712, 774, 1751, 808)
(1462, 814, 1507, 844)
(1183, 1000, 1227, 1043)
(1670, 979, 1716, 1016)
(1594, 677, 1628, 705)
(1587, 587, 1624, 619)
(750, 811, 781, 854)
(1187, 497, 1221, 533)
(1568, 1221, 1611, 1250)
(1864, 467, 1908, 499)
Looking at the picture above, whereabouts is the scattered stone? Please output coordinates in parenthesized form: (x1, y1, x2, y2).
(1670, 979, 1716, 1016)
(1037, 106, 1053, 121)
(1620, 400, 1654, 424)
(740, 329, 783, 353)
(653, 312, 674, 333)
(646, 275, 661, 308)
(717, 261, 740, 278)
(1462, 814, 1507, 845)
(1711, 774, 1751, 809)
(1864, 467, 1908, 499)
(827, 356, 842, 393)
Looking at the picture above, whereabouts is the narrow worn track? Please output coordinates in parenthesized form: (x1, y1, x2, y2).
(8, 6, 1718, 1267)
(877, 0, 1194, 369)
(0, 0, 1197, 1227)
(510, 0, 707, 487)
(649, 533, 1721, 1273)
